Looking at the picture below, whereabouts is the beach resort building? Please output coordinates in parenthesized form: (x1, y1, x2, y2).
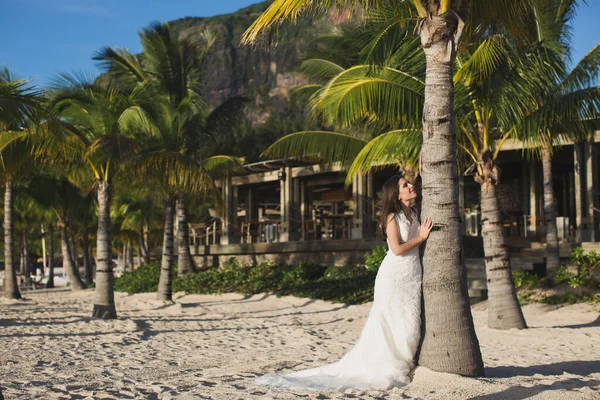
(189, 134, 600, 300)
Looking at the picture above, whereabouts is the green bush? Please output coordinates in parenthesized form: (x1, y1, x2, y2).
(114, 261, 167, 294)
(570, 247, 600, 284)
(364, 246, 387, 272)
(554, 265, 572, 285)
(540, 292, 600, 305)
(512, 269, 539, 289)
(114, 257, 377, 305)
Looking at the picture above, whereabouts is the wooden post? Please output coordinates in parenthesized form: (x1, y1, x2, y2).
(585, 141, 597, 242)
(279, 167, 298, 242)
(529, 162, 539, 236)
(220, 177, 235, 245)
(574, 142, 584, 243)
(352, 172, 373, 239)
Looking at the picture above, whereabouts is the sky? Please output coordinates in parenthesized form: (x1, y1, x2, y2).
(1, 0, 599, 86)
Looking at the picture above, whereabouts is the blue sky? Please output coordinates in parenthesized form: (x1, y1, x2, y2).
(1, 0, 599, 86)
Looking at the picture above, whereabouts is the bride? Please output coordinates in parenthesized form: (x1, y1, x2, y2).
(256, 175, 434, 391)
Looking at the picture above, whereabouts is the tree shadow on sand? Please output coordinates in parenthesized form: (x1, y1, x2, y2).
(486, 360, 600, 378)
(552, 315, 600, 329)
(472, 361, 600, 400)
(470, 377, 599, 400)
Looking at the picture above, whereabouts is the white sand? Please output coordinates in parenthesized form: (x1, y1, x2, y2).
(1, 289, 599, 399)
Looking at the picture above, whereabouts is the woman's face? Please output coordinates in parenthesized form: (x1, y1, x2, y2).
(398, 178, 416, 202)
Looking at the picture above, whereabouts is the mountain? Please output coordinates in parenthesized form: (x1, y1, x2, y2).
(170, 1, 330, 126)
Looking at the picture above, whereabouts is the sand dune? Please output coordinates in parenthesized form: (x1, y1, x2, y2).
(0, 289, 599, 399)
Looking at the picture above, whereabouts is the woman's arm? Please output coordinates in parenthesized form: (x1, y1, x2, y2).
(386, 213, 433, 256)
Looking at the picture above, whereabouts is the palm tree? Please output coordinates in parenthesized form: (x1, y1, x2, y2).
(121, 98, 244, 301)
(25, 174, 91, 290)
(243, 0, 535, 375)
(94, 22, 215, 280)
(264, 11, 531, 329)
(112, 190, 160, 266)
(515, 1, 600, 272)
(38, 75, 149, 318)
(0, 67, 40, 299)
(95, 22, 246, 299)
(45, 221, 57, 288)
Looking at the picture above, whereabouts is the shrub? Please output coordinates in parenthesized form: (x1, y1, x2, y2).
(540, 292, 600, 305)
(571, 247, 600, 283)
(364, 246, 387, 272)
(512, 269, 539, 289)
(554, 265, 572, 285)
(114, 261, 166, 294)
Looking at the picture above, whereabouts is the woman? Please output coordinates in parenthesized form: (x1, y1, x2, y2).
(256, 175, 434, 391)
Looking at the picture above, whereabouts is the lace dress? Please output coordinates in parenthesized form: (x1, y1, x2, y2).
(255, 211, 422, 391)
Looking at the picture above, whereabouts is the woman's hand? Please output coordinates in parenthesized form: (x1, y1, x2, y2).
(418, 217, 433, 241)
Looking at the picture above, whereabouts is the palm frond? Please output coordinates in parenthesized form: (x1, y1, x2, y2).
(562, 43, 600, 92)
(201, 155, 245, 179)
(298, 59, 345, 80)
(241, 0, 384, 44)
(454, 34, 510, 85)
(261, 130, 367, 166)
(312, 65, 424, 128)
(131, 152, 215, 195)
(345, 129, 421, 185)
(93, 46, 146, 83)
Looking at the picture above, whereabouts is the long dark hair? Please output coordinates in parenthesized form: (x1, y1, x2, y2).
(378, 175, 403, 240)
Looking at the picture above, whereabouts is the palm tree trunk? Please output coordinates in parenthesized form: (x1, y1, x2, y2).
(89, 245, 96, 281)
(82, 226, 93, 285)
(480, 182, 527, 329)
(3, 181, 20, 299)
(416, 11, 484, 376)
(122, 241, 129, 272)
(69, 235, 77, 269)
(176, 195, 196, 276)
(92, 181, 117, 319)
(127, 239, 134, 271)
(60, 224, 86, 291)
(157, 199, 175, 301)
(542, 146, 561, 271)
(46, 223, 55, 289)
(140, 223, 150, 264)
(22, 230, 30, 284)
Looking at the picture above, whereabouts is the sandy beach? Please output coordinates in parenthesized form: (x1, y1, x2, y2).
(1, 289, 599, 400)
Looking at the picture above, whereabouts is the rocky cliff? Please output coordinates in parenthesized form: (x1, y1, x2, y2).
(170, 1, 329, 126)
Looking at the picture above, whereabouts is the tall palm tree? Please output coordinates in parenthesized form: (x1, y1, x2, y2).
(243, 0, 533, 375)
(94, 22, 216, 279)
(25, 175, 91, 290)
(0, 67, 40, 299)
(36, 75, 149, 318)
(264, 11, 531, 329)
(96, 22, 246, 299)
(515, 1, 600, 272)
(112, 190, 160, 266)
(120, 98, 244, 301)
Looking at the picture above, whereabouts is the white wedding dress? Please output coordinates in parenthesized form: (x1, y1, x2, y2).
(256, 211, 422, 391)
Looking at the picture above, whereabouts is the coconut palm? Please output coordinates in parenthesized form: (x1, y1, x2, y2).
(25, 174, 93, 290)
(26, 75, 152, 318)
(244, 0, 538, 374)
(264, 11, 533, 329)
(95, 22, 246, 300)
(119, 97, 244, 301)
(0, 67, 40, 299)
(94, 22, 216, 279)
(112, 190, 161, 266)
(514, 1, 600, 272)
